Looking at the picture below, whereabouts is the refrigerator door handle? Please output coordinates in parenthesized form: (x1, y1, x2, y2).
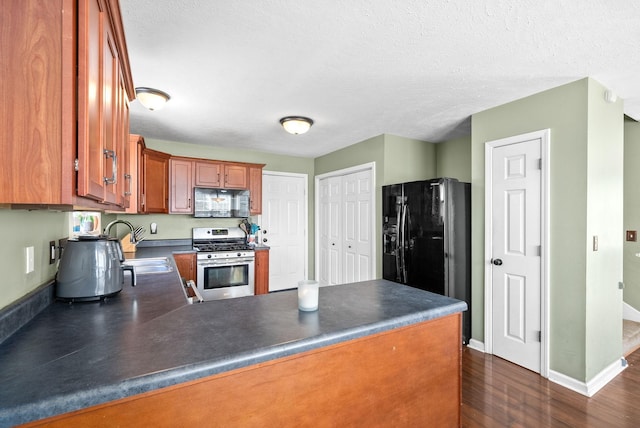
(395, 199, 402, 281)
(400, 202, 408, 283)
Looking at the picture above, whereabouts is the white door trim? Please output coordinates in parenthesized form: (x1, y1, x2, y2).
(262, 170, 309, 285)
(314, 162, 377, 283)
(484, 129, 550, 378)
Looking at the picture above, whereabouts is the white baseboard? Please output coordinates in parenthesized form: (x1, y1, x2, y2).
(548, 357, 627, 397)
(467, 339, 485, 353)
(623, 302, 640, 322)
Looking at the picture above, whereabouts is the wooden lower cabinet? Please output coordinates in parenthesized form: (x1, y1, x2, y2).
(173, 253, 196, 283)
(254, 249, 269, 294)
(25, 314, 462, 427)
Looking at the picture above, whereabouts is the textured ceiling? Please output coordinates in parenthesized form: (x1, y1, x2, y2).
(119, 0, 640, 158)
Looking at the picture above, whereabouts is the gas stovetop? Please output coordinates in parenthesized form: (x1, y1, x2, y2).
(192, 227, 253, 252)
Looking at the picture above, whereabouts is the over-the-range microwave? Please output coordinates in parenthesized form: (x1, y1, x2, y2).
(193, 187, 250, 218)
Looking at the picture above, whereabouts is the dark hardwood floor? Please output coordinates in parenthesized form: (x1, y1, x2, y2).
(461, 346, 640, 427)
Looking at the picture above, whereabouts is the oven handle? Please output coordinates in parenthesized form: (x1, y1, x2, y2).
(198, 258, 255, 266)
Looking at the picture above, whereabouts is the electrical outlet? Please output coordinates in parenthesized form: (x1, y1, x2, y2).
(49, 241, 56, 264)
(150, 222, 157, 234)
(626, 230, 637, 242)
(25, 246, 35, 274)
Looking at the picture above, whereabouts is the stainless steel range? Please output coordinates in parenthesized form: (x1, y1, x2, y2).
(193, 227, 255, 301)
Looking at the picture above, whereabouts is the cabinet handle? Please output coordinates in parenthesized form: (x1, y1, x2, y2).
(103, 150, 117, 185)
(188, 197, 191, 208)
(124, 173, 132, 196)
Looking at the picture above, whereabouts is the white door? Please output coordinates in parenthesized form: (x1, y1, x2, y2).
(261, 172, 307, 292)
(319, 176, 342, 286)
(487, 131, 546, 373)
(343, 170, 373, 283)
(317, 164, 375, 287)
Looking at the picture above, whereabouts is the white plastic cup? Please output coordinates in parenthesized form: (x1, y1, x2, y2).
(298, 280, 319, 311)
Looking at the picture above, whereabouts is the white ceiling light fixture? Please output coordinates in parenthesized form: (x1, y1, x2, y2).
(135, 87, 171, 111)
(280, 116, 314, 135)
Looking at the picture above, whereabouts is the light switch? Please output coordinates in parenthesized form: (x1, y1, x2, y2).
(593, 236, 598, 252)
(25, 246, 35, 274)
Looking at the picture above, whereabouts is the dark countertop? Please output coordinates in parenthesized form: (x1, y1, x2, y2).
(0, 245, 466, 427)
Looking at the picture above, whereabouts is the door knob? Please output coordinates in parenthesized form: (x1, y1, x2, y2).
(491, 258, 503, 266)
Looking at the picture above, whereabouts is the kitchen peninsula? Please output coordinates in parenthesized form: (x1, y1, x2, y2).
(0, 246, 467, 427)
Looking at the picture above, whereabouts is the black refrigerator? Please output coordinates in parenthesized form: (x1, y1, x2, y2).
(383, 178, 471, 343)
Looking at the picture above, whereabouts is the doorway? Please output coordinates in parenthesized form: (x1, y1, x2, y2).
(316, 163, 376, 286)
(484, 129, 549, 376)
(261, 171, 308, 292)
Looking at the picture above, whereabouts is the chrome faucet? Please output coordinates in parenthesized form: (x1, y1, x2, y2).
(104, 220, 136, 243)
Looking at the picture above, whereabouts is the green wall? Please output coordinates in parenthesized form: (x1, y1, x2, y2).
(436, 135, 471, 182)
(0, 210, 69, 310)
(472, 77, 624, 382)
(624, 119, 640, 310)
(315, 134, 438, 278)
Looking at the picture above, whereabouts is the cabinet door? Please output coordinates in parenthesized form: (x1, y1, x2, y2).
(194, 161, 222, 187)
(124, 134, 139, 213)
(170, 158, 193, 213)
(174, 253, 196, 282)
(118, 73, 132, 209)
(224, 164, 247, 189)
(141, 149, 169, 213)
(255, 250, 269, 295)
(101, 18, 119, 205)
(77, 0, 106, 202)
(249, 166, 263, 215)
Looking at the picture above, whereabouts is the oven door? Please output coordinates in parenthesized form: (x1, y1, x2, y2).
(196, 256, 255, 300)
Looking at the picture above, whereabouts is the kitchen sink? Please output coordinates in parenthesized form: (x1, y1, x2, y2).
(122, 257, 173, 275)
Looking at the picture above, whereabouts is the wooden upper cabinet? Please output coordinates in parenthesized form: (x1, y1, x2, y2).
(123, 134, 139, 214)
(194, 161, 222, 188)
(118, 69, 132, 209)
(0, 0, 134, 208)
(140, 148, 170, 214)
(223, 164, 248, 189)
(249, 165, 264, 215)
(194, 161, 247, 189)
(77, 0, 133, 207)
(168, 157, 263, 215)
(170, 158, 194, 214)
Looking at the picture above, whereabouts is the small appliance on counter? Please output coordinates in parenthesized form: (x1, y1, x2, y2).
(56, 235, 135, 302)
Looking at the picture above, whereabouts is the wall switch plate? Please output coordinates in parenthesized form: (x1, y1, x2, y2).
(49, 241, 56, 264)
(626, 230, 637, 242)
(25, 246, 35, 274)
(593, 236, 598, 252)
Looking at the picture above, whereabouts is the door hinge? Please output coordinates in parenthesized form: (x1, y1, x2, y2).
(537, 158, 542, 170)
(74, 158, 79, 172)
(537, 331, 542, 342)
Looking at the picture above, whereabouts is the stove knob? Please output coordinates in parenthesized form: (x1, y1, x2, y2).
(237, 252, 242, 257)
(207, 254, 212, 259)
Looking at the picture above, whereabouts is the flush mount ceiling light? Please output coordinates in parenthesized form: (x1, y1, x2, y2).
(279, 116, 314, 135)
(135, 87, 171, 111)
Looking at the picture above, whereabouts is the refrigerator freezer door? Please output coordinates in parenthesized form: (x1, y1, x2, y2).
(403, 180, 445, 295)
(382, 184, 402, 282)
